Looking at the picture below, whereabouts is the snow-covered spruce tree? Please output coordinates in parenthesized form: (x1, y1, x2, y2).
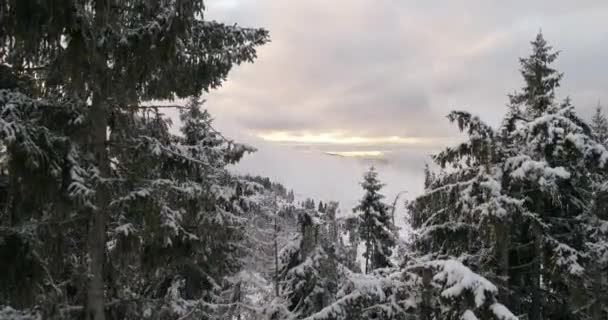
(323, 202, 353, 273)
(103, 97, 259, 319)
(585, 104, 608, 320)
(1, 1, 268, 318)
(257, 171, 514, 320)
(506, 33, 563, 119)
(500, 33, 608, 320)
(408, 111, 522, 320)
(410, 32, 608, 320)
(585, 179, 608, 320)
(277, 206, 328, 318)
(228, 175, 301, 320)
(0, 89, 260, 319)
(354, 167, 396, 274)
(273, 200, 358, 320)
(298, 254, 518, 320)
(0, 65, 91, 316)
(591, 104, 608, 146)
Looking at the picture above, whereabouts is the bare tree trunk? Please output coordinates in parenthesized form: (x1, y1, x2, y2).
(365, 221, 371, 274)
(274, 212, 280, 297)
(530, 234, 542, 320)
(233, 281, 242, 320)
(420, 267, 432, 320)
(86, 2, 110, 319)
(495, 222, 510, 306)
(590, 265, 603, 320)
(86, 92, 109, 320)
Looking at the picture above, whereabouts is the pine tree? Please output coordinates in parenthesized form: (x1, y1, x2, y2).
(354, 167, 395, 274)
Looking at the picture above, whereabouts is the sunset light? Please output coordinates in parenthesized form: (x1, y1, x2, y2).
(257, 131, 448, 146)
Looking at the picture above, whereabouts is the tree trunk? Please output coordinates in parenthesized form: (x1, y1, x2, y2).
(86, 2, 110, 318)
(495, 222, 510, 307)
(365, 220, 371, 274)
(590, 265, 603, 320)
(420, 267, 432, 320)
(274, 212, 280, 297)
(86, 91, 109, 320)
(529, 234, 542, 320)
(233, 281, 242, 320)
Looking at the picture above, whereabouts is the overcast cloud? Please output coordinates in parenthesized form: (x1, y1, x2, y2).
(193, 0, 608, 217)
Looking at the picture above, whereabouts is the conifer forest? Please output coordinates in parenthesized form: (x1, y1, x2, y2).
(0, 1, 607, 320)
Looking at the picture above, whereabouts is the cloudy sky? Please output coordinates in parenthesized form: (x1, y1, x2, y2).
(197, 0, 608, 217)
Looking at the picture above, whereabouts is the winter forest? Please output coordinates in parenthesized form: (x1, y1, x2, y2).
(0, 1, 607, 320)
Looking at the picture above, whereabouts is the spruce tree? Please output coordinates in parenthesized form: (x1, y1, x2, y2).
(1, 1, 268, 319)
(223, 176, 300, 320)
(507, 32, 563, 118)
(0, 65, 91, 314)
(410, 32, 608, 320)
(586, 179, 608, 320)
(591, 103, 608, 145)
(354, 167, 395, 273)
(106, 98, 265, 318)
(586, 103, 608, 319)
(500, 33, 607, 319)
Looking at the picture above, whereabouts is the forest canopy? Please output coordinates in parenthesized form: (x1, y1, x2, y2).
(0, 1, 607, 320)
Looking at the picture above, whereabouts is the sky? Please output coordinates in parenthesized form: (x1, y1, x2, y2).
(194, 0, 608, 221)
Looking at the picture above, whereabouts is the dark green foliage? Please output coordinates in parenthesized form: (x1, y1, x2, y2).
(0, 0, 269, 101)
(0, 1, 268, 319)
